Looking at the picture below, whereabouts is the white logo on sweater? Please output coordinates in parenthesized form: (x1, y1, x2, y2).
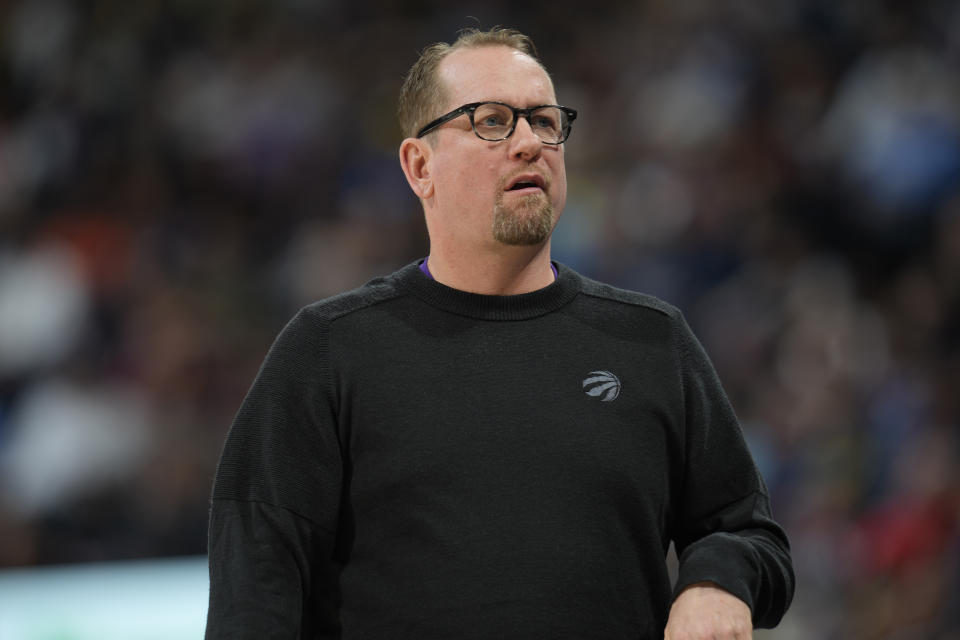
(583, 370, 621, 402)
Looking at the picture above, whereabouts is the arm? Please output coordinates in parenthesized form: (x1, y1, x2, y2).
(668, 313, 794, 632)
(205, 308, 344, 639)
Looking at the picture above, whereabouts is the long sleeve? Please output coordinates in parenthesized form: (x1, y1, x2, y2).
(205, 307, 345, 639)
(670, 313, 795, 628)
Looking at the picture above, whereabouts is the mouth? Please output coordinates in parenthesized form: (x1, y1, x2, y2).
(505, 173, 547, 193)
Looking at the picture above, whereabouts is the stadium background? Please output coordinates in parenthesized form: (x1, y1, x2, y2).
(1, 1, 959, 637)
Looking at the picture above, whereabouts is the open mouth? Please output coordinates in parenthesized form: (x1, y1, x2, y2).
(505, 174, 546, 192)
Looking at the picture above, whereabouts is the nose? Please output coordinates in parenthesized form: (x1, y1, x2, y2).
(509, 115, 543, 161)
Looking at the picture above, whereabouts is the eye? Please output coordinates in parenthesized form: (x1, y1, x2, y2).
(480, 113, 508, 127)
(473, 104, 513, 130)
(532, 115, 558, 131)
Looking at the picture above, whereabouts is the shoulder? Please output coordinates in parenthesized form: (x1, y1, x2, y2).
(298, 273, 405, 325)
(270, 267, 410, 353)
(291, 259, 429, 329)
(562, 264, 681, 321)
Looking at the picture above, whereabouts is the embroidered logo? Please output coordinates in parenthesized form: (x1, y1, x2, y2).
(583, 370, 621, 402)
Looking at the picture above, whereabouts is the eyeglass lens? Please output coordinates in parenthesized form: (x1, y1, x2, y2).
(472, 103, 568, 143)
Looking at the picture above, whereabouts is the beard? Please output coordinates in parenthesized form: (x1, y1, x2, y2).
(492, 182, 555, 246)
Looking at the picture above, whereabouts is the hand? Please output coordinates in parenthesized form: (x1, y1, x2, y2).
(664, 581, 752, 640)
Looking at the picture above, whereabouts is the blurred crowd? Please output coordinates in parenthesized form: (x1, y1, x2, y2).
(1, 1, 959, 637)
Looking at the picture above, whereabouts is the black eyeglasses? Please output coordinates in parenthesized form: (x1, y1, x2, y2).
(416, 101, 577, 144)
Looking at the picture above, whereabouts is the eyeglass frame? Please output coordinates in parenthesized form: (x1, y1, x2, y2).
(415, 101, 578, 144)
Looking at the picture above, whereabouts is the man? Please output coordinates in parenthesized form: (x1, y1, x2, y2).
(206, 28, 794, 639)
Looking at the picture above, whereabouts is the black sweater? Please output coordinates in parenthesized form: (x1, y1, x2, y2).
(206, 261, 794, 639)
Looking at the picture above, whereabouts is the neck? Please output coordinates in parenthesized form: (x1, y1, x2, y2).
(425, 242, 555, 295)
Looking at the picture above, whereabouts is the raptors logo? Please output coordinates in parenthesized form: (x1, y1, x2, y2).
(582, 370, 621, 402)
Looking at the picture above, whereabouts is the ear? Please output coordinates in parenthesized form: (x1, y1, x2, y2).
(399, 137, 435, 200)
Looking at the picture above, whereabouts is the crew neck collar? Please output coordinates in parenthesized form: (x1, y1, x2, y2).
(394, 260, 580, 321)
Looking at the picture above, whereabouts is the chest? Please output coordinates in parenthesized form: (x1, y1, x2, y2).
(331, 313, 684, 523)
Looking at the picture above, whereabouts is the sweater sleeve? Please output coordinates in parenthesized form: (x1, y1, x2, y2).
(670, 312, 794, 629)
(205, 307, 344, 639)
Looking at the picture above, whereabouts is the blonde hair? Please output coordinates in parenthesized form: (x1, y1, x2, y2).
(397, 27, 544, 140)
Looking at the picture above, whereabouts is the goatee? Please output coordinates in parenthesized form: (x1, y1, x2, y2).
(493, 184, 555, 246)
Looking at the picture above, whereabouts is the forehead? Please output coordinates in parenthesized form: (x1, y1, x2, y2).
(437, 45, 557, 109)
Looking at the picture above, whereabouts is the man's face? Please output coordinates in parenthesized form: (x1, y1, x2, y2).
(427, 46, 568, 249)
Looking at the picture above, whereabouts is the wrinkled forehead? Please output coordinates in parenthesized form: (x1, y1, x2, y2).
(436, 46, 557, 111)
